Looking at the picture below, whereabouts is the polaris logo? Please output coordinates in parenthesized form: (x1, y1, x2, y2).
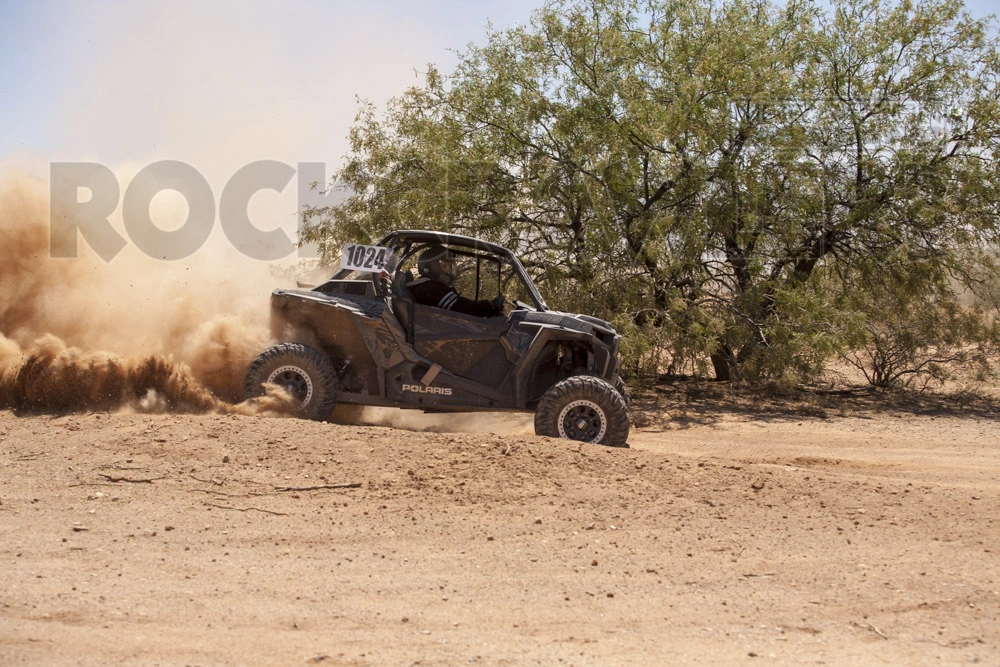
(402, 384, 453, 396)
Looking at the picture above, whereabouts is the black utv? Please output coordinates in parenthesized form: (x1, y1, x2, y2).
(244, 230, 629, 446)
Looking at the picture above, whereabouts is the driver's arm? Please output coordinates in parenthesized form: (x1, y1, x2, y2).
(412, 280, 502, 317)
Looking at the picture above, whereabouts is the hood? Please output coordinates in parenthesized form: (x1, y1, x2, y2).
(513, 309, 619, 343)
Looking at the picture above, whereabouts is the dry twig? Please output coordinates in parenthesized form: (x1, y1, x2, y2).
(274, 483, 362, 492)
(851, 621, 888, 640)
(190, 488, 252, 498)
(98, 473, 168, 484)
(189, 473, 223, 485)
(201, 501, 287, 515)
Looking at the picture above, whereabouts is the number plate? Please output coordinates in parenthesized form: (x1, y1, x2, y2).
(340, 244, 390, 272)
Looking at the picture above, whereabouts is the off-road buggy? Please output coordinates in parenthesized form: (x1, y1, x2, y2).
(244, 230, 630, 446)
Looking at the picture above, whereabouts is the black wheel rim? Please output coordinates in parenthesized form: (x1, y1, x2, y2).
(557, 400, 607, 443)
(267, 365, 314, 405)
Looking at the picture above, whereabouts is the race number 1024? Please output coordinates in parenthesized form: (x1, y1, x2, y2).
(340, 244, 390, 272)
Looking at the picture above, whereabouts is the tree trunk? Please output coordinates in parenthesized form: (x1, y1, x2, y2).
(710, 346, 738, 382)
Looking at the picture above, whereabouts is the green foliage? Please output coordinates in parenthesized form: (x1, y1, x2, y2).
(837, 253, 1000, 387)
(843, 272, 1000, 388)
(302, 0, 1000, 384)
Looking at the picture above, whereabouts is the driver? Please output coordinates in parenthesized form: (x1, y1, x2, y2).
(408, 245, 504, 317)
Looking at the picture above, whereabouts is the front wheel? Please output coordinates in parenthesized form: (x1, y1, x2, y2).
(534, 375, 630, 447)
(243, 343, 338, 420)
(615, 378, 631, 408)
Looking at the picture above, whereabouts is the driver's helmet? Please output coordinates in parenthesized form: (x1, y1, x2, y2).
(417, 245, 456, 286)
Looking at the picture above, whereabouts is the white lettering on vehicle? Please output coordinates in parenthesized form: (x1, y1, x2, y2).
(402, 383, 453, 396)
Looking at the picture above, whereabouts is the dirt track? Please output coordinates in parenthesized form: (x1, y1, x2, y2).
(1, 397, 998, 665)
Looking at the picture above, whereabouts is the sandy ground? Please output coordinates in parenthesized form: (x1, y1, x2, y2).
(1, 393, 998, 666)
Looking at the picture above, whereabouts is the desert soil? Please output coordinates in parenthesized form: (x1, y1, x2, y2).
(1, 391, 998, 666)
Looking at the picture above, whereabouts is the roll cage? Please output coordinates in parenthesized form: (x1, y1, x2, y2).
(330, 230, 550, 313)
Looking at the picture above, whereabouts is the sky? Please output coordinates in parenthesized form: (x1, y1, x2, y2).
(0, 0, 542, 167)
(1, 0, 995, 167)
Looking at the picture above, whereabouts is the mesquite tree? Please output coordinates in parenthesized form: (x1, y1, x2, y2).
(304, 0, 1000, 383)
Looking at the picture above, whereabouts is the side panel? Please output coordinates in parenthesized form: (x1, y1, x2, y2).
(411, 304, 510, 387)
(382, 360, 507, 410)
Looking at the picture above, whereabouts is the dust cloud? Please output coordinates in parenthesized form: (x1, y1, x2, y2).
(0, 172, 278, 414)
(0, 1, 488, 421)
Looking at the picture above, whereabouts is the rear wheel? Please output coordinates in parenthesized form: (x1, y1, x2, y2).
(534, 375, 629, 447)
(244, 343, 338, 420)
